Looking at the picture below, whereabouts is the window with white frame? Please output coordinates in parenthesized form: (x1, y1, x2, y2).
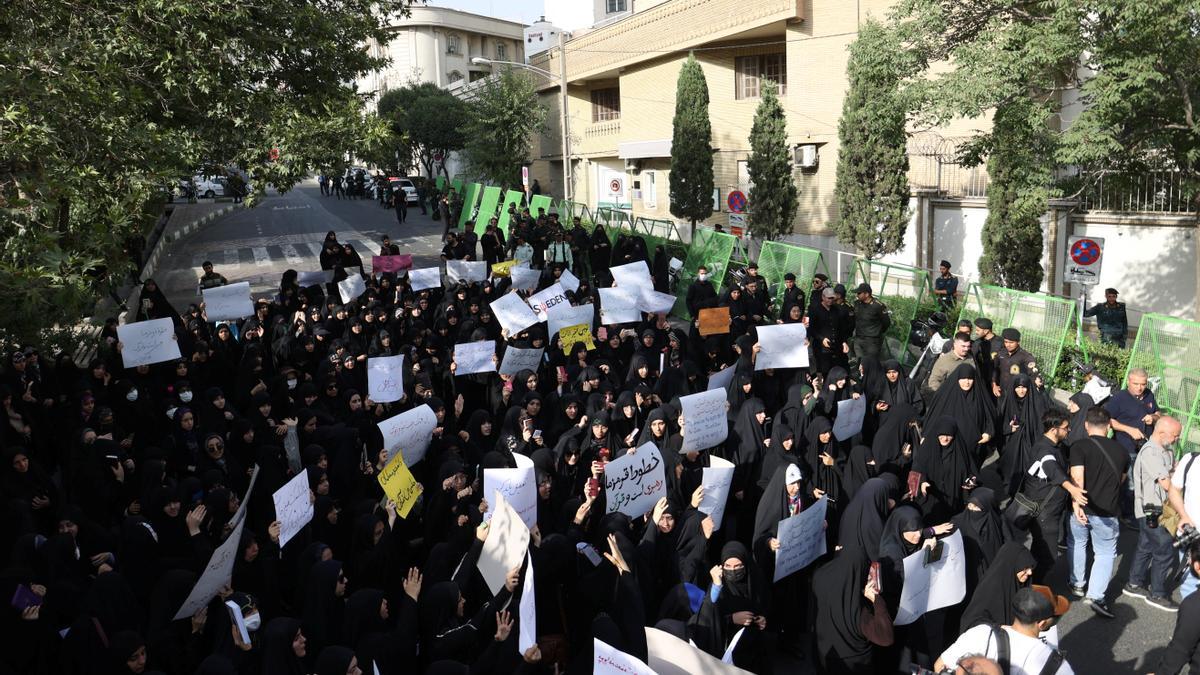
(446, 34, 461, 54)
(607, 0, 627, 14)
(496, 42, 507, 60)
(735, 53, 787, 99)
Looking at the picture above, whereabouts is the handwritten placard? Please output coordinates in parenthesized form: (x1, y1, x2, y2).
(604, 443, 666, 518)
(371, 254, 413, 274)
(518, 551, 536, 654)
(377, 404, 438, 466)
(202, 282, 254, 321)
(377, 450, 422, 518)
(272, 469, 313, 549)
(408, 267, 442, 291)
(118, 318, 181, 368)
(596, 638, 657, 675)
(499, 346, 544, 377)
(895, 531, 967, 625)
(528, 283, 569, 322)
(478, 492, 530, 596)
(559, 267, 581, 293)
(645, 627, 752, 675)
(680, 388, 729, 453)
(832, 396, 867, 441)
(755, 323, 809, 370)
(699, 456, 736, 530)
(491, 260, 519, 277)
(367, 355, 405, 403)
(338, 274, 366, 304)
(598, 287, 642, 325)
(773, 497, 828, 581)
(510, 265, 540, 291)
(446, 260, 487, 284)
(559, 323, 596, 354)
(638, 288, 676, 315)
(173, 470, 259, 619)
(698, 307, 731, 336)
(484, 466, 537, 529)
(610, 261, 654, 291)
(548, 303, 594, 338)
(454, 340, 497, 375)
(490, 292, 540, 336)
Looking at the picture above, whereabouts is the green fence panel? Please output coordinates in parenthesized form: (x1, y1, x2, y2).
(436, 176, 447, 191)
(757, 240, 827, 313)
(673, 228, 738, 319)
(496, 190, 526, 238)
(955, 283, 1075, 382)
(849, 260, 934, 367)
(1126, 314, 1200, 456)
(475, 186, 502, 230)
(451, 179, 464, 195)
(457, 182, 482, 228)
(529, 195, 553, 218)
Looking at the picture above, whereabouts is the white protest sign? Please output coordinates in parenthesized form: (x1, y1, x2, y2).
(1082, 377, 1112, 405)
(272, 469, 313, 549)
(773, 496, 828, 581)
(377, 404, 438, 466)
(699, 456, 735, 530)
(117, 318, 181, 368)
(297, 270, 334, 286)
(519, 551, 536, 654)
(510, 265, 540, 291)
(454, 340, 497, 375)
(528, 283, 570, 322)
(755, 324, 809, 370)
(447, 260, 487, 284)
(598, 287, 642, 325)
(367, 355, 405, 403)
(604, 443, 666, 518)
(895, 530, 967, 625)
(645, 627, 753, 675)
(549, 303, 595, 338)
(596, 638, 658, 675)
(611, 261, 654, 291)
(559, 267, 581, 293)
(832, 396, 867, 441)
(499, 346, 544, 377)
(478, 492, 530, 596)
(680, 388, 729, 453)
(484, 466, 537, 529)
(338, 274, 366, 304)
(408, 267, 442, 291)
(202, 282, 254, 321)
(490, 292, 540, 335)
(173, 472, 259, 619)
(639, 288, 676, 315)
(707, 364, 737, 391)
(722, 627, 746, 665)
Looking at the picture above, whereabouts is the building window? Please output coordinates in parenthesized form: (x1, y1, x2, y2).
(496, 43, 507, 60)
(469, 70, 487, 82)
(735, 53, 787, 99)
(446, 34, 461, 54)
(591, 87, 621, 122)
(447, 71, 463, 83)
(607, 0, 627, 13)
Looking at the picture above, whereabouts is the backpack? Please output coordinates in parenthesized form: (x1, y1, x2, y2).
(990, 625, 1064, 675)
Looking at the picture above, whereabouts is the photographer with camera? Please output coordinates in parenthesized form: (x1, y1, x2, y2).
(1167, 445, 1200, 600)
(1125, 416, 1182, 611)
(1149, 539, 1200, 675)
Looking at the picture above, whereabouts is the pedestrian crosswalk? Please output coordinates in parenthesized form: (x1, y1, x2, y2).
(187, 232, 444, 271)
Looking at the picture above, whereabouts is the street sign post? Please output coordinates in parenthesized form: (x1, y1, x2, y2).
(1064, 235, 1104, 285)
(727, 190, 747, 214)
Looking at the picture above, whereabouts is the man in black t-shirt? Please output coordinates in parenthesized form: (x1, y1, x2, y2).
(1020, 409, 1086, 583)
(1067, 406, 1129, 618)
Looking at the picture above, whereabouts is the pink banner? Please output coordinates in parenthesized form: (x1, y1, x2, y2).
(372, 254, 413, 274)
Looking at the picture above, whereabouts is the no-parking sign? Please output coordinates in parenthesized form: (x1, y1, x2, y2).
(1064, 235, 1104, 285)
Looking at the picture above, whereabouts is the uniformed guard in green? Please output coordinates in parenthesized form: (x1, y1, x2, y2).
(992, 327, 1038, 398)
(1083, 287, 1128, 348)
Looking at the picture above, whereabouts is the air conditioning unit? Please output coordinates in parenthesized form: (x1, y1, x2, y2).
(795, 144, 819, 169)
(624, 159, 642, 173)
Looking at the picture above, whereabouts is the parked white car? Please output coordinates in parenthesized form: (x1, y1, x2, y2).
(389, 177, 419, 204)
(180, 175, 227, 199)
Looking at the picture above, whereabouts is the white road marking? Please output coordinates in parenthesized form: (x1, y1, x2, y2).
(280, 244, 305, 265)
(252, 247, 270, 267)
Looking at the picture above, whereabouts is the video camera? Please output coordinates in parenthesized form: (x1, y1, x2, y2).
(908, 312, 948, 351)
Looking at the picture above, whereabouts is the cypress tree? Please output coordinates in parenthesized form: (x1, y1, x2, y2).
(746, 82, 797, 241)
(669, 54, 715, 235)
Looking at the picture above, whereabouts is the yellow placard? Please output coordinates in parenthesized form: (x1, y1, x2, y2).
(560, 322, 596, 354)
(377, 451, 422, 518)
(491, 260, 518, 277)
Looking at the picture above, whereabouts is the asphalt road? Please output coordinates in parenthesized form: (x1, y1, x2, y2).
(153, 182, 1184, 673)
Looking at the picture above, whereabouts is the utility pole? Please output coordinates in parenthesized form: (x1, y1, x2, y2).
(559, 31, 572, 202)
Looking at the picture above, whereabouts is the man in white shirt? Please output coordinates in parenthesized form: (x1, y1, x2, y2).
(1167, 449, 1200, 599)
(936, 588, 1073, 675)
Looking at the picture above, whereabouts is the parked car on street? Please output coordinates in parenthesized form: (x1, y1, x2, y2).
(388, 177, 419, 204)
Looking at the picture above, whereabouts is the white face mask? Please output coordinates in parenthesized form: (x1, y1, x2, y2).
(179, 391, 193, 403)
(697, 273, 708, 281)
(287, 379, 298, 390)
(165, 407, 178, 420)
(243, 612, 262, 632)
(126, 389, 139, 402)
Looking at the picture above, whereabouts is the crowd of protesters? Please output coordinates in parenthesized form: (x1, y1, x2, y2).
(3, 201, 1200, 675)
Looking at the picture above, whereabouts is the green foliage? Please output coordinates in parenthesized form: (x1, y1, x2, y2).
(462, 70, 547, 188)
(1049, 338, 1132, 395)
(669, 54, 715, 232)
(747, 83, 797, 241)
(378, 83, 470, 178)
(0, 1, 400, 343)
(833, 20, 913, 258)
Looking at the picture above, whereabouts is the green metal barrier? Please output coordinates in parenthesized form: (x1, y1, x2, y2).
(475, 186, 502, 230)
(529, 195, 553, 218)
(496, 190, 525, 238)
(1126, 314, 1200, 455)
(451, 178, 464, 195)
(435, 176, 447, 192)
(955, 283, 1076, 382)
(457, 182, 481, 229)
(849, 260, 934, 366)
(673, 228, 738, 319)
(757, 240, 828, 314)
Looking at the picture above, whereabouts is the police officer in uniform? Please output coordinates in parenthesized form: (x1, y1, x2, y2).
(992, 327, 1038, 398)
(778, 272, 807, 321)
(971, 317, 998, 393)
(1084, 287, 1128, 348)
(851, 283, 890, 360)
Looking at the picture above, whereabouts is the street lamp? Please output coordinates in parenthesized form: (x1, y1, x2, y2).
(470, 35, 572, 203)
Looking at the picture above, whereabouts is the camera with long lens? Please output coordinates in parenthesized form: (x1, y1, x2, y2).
(1175, 524, 1200, 549)
(908, 312, 948, 350)
(1144, 503, 1163, 528)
